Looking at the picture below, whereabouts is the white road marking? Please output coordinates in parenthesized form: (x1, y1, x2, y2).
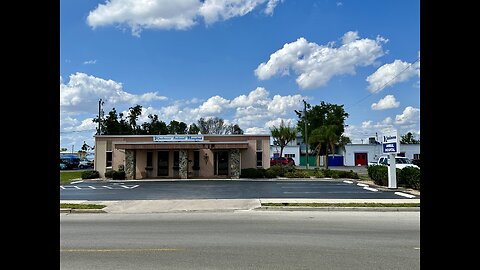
(395, 192, 416, 198)
(88, 186, 96, 189)
(357, 183, 369, 187)
(103, 186, 113, 189)
(120, 185, 139, 189)
(74, 186, 81, 189)
(71, 180, 83, 184)
(343, 180, 353, 184)
(60, 186, 65, 189)
(363, 187, 378, 192)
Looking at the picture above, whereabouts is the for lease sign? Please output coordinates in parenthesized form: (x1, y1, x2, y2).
(382, 131, 400, 154)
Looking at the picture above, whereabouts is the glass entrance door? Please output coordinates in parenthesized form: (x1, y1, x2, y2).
(157, 151, 169, 176)
(214, 151, 229, 175)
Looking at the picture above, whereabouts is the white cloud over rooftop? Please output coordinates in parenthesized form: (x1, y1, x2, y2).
(254, 32, 388, 89)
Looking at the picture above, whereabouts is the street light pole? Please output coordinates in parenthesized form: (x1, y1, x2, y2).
(303, 100, 309, 170)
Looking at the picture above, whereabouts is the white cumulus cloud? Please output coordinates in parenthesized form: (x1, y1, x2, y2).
(60, 72, 167, 114)
(87, 0, 281, 36)
(395, 106, 420, 125)
(254, 32, 388, 89)
(366, 59, 420, 93)
(371, 95, 400, 110)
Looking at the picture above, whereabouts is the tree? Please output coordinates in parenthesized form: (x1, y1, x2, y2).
(196, 117, 243, 134)
(400, 132, 420, 144)
(127, 105, 143, 134)
(308, 125, 338, 169)
(60, 148, 68, 152)
(225, 124, 244, 134)
(140, 114, 168, 135)
(270, 120, 297, 158)
(168, 120, 188, 134)
(188, 123, 200, 134)
(295, 101, 349, 168)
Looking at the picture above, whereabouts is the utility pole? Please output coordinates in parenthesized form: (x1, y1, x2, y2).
(98, 99, 104, 135)
(303, 100, 309, 170)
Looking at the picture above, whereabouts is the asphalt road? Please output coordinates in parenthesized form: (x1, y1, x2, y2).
(60, 211, 420, 270)
(60, 180, 417, 200)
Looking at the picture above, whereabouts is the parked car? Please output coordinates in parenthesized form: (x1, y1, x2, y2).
(78, 159, 94, 169)
(270, 157, 290, 166)
(60, 163, 68, 170)
(60, 156, 80, 169)
(374, 155, 420, 169)
(286, 157, 295, 166)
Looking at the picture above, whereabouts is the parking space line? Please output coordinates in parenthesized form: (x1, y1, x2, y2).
(357, 183, 368, 187)
(74, 186, 81, 189)
(60, 186, 65, 189)
(363, 187, 378, 192)
(343, 180, 353, 184)
(395, 192, 416, 198)
(103, 186, 113, 189)
(88, 186, 96, 189)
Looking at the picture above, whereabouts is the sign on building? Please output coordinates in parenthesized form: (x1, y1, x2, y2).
(382, 131, 400, 154)
(153, 135, 204, 142)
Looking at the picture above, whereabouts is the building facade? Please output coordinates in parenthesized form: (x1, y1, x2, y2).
(342, 143, 420, 166)
(94, 134, 270, 179)
(269, 136, 300, 165)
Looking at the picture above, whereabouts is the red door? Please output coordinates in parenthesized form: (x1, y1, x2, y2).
(354, 153, 367, 166)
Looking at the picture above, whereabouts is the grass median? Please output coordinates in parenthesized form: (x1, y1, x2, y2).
(60, 203, 106, 209)
(262, 203, 420, 207)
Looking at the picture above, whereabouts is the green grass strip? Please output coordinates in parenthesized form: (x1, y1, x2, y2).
(262, 203, 420, 207)
(60, 171, 83, 185)
(60, 203, 106, 209)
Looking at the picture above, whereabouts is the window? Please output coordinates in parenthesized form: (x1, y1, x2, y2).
(285, 154, 295, 158)
(106, 151, 112, 168)
(193, 151, 200, 170)
(256, 139, 263, 167)
(256, 152, 262, 167)
(146, 152, 153, 168)
(173, 151, 180, 169)
(256, 140, 263, 151)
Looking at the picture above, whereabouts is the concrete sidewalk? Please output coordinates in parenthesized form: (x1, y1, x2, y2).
(60, 198, 420, 213)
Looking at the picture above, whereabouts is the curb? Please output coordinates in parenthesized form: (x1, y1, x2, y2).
(256, 206, 420, 212)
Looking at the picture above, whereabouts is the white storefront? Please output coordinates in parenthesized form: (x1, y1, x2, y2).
(270, 137, 300, 165)
(341, 144, 420, 166)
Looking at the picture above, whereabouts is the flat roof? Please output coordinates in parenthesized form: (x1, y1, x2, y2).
(95, 134, 270, 138)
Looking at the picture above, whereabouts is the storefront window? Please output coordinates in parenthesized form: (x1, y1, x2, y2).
(106, 151, 112, 168)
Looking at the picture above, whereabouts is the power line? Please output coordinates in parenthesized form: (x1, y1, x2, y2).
(345, 57, 420, 110)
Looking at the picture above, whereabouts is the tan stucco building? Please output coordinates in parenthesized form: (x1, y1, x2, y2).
(94, 134, 270, 179)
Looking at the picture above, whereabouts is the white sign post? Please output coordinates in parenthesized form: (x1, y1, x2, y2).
(382, 131, 400, 189)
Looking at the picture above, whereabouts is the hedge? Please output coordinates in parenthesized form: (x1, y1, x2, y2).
(367, 165, 420, 190)
(81, 170, 100, 179)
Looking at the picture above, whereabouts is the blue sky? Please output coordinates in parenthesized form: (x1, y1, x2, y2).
(60, 0, 420, 151)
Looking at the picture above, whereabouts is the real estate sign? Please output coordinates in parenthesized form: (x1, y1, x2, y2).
(382, 131, 400, 154)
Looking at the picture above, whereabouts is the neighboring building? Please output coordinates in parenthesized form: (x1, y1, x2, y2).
(94, 134, 270, 179)
(269, 136, 300, 166)
(341, 143, 420, 166)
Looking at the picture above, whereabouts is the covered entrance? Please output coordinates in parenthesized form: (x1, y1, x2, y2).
(214, 151, 229, 175)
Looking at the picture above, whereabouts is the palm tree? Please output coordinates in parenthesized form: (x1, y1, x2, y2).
(309, 125, 338, 169)
(270, 120, 297, 158)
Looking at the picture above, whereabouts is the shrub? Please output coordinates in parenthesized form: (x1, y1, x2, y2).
(313, 169, 324, 178)
(367, 165, 388, 186)
(337, 170, 360, 179)
(112, 170, 126, 180)
(398, 167, 420, 190)
(81, 170, 100, 179)
(240, 168, 265, 178)
(104, 170, 114, 178)
(266, 165, 294, 178)
(285, 171, 309, 178)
